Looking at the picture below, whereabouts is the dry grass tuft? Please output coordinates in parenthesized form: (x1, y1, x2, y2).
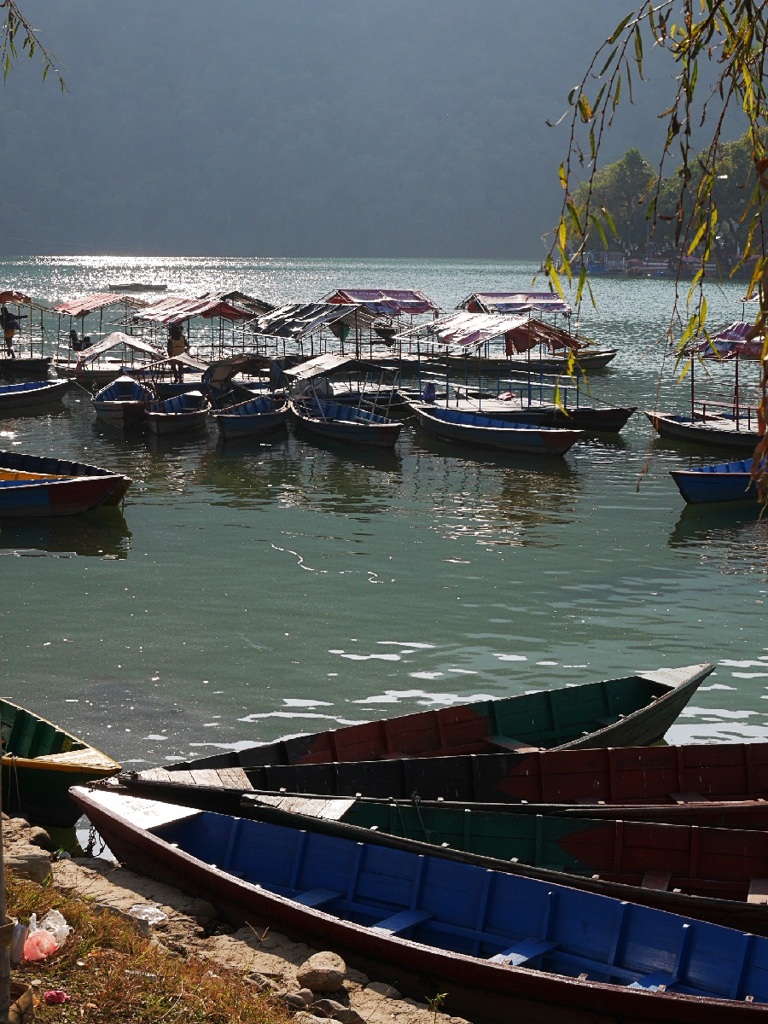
(6, 870, 293, 1024)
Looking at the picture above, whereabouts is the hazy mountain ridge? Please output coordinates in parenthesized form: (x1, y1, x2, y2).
(2, 1, 714, 258)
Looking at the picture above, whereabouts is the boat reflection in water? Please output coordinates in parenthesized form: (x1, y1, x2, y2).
(0, 508, 132, 558)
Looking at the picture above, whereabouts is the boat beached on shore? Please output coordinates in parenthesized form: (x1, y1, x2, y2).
(72, 784, 768, 1023)
(1, 700, 119, 826)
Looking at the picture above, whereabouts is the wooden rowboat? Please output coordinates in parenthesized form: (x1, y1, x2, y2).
(645, 410, 763, 449)
(671, 456, 760, 504)
(1, 700, 120, 826)
(408, 402, 583, 455)
(0, 378, 69, 413)
(0, 449, 132, 517)
(91, 374, 154, 429)
(145, 390, 209, 436)
(144, 663, 713, 775)
(122, 736, 768, 831)
(213, 393, 289, 441)
(71, 785, 768, 1022)
(233, 790, 768, 937)
(289, 397, 402, 449)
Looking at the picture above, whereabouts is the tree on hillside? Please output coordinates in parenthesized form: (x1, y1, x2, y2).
(544, 1, 768, 498)
(573, 148, 656, 253)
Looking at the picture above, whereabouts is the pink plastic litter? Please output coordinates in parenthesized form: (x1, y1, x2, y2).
(43, 990, 70, 1004)
(22, 929, 59, 961)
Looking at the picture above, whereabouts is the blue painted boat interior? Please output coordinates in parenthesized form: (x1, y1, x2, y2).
(0, 380, 57, 395)
(95, 378, 153, 402)
(429, 407, 537, 431)
(150, 393, 207, 413)
(302, 399, 394, 425)
(153, 810, 768, 1002)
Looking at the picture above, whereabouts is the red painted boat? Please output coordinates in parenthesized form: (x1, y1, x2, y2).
(122, 735, 768, 831)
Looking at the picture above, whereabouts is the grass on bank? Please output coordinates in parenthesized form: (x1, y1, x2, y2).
(5, 869, 294, 1024)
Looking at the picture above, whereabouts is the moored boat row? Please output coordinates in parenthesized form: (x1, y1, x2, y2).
(59, 661, 766, 1023)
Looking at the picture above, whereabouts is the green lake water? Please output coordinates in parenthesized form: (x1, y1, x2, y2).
(1, 255, 767, 769)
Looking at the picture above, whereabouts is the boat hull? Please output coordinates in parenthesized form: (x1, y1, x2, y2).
(139, 663, 711, 773)
(146, 392, 209, 435)
(233, 791, 768, 937)
(1, 699, 119, 826)
(214, 395, 289, 440)
(438, 349, 618, 373)
(0, 356, 52, 379)
(646, 411, 763, 450)
(410, 403, 582, 454)
(446, 397, 635, 433)
(671, 457, 758, 503)
(92, 375, 154, 429)
(290, 399, 402, 449)
(0, 379, 69, 412)
(0, 449, 131, 517)
(72, 786, 768, 1024)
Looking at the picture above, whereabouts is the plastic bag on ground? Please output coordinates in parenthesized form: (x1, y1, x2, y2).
(128, 904, 169, 925)
(22, 909, 72, 961)
(36, 910, 72, 947)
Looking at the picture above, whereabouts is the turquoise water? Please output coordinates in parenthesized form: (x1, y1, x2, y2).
(1, 256, 767, 769)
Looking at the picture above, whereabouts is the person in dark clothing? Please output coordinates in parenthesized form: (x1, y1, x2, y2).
(1, 305, 20, 356)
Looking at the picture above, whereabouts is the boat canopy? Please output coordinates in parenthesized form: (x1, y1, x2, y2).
(202, 353, 277, 388)
(250, 302, 377, 341)
(457, 292, 573, 316)
(74, 331, 163, 365)
(130, 293, 257, 327)
(54, 292, 147, 317)
(0, 290, 49, 312)
(282, 352, 357, 383)
(699, 321, 766, 360)
(323, 288, 440, 316)
(395, 310, 529, 349)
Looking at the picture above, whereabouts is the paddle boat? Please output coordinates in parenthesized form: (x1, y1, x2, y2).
(71, 784, 768, 1023)
(0, 449, 132, 517)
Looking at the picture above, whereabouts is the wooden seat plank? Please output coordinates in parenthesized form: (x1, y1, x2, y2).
(486, 736, 541, 753)
(370, 910, 433, 936)
(291, 889, 340, 908)
(490, 937, 558, 966)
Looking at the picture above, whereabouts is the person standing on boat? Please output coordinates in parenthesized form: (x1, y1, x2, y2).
(1, 305, 20, 356)
(167, 323, 187, 383)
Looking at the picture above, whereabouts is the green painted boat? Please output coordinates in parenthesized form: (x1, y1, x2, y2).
(152, 662, 714, 773)
(236, 790, 768, 937)
(1, 699, 120, 826)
